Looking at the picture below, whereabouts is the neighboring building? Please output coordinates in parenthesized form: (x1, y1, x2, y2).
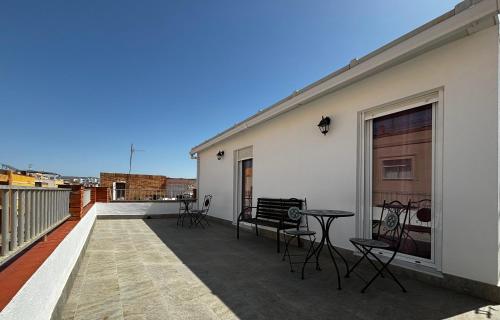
(191, 0, 500, 295)
(100, 172, 195, 200)
(0, 170, 35, 187)
(25, 170, 65, 188)
(61, 176, 100, 187)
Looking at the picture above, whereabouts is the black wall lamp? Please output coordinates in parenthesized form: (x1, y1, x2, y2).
(216, 150, 225, 160)
(317, 116, 331, 135)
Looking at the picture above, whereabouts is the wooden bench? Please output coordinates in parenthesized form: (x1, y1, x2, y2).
(236, 197, 304, 252)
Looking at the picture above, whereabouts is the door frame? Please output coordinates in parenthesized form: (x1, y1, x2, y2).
(356, 88, 444, 271)
(233, 146, 253, 224)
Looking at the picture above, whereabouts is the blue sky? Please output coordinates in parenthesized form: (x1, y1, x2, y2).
(1, 0, 456, 178)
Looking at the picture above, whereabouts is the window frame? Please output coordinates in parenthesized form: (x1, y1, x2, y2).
(356, 88, 444, 272)
(381, 156, 415, 181)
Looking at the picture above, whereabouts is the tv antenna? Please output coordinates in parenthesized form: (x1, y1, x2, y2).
(128, 143, 144, 176)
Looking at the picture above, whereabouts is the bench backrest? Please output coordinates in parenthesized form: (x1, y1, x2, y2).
(256, 198, 303, 224)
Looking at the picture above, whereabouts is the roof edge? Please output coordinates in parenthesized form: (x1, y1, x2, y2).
(191, 0, 497, 155)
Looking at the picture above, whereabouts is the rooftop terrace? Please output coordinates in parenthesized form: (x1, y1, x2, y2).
(61, 218, 499, 320)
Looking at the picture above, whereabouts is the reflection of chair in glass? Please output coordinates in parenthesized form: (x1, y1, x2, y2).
(347, 200, 411, 293)
(405, 199, 431, 257)
(281, 200, 318, 273)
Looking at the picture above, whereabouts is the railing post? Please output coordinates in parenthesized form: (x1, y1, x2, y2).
(43, 190, 48, 231)
(31, 190, 36, 238)
(51, 191, 55, 225)
(25, 190, 31, 242)
(1, 190, 10, 256)
(59, 191, 63, 219)
(35, 190, 42, 235)
(18, 190, 25, 246)
(10, 190, 18, 251)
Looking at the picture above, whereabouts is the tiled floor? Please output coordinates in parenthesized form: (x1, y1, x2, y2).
(62, 219, 500, 320)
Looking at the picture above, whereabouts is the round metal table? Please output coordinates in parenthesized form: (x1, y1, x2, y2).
(300, 209, 355, 290)
(177, 198, 196, 227)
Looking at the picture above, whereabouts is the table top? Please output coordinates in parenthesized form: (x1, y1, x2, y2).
(300, 209, 355, 218)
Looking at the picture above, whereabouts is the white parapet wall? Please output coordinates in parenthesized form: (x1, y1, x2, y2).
(0, 205, 97, 320)
(95, 201, 182, 217)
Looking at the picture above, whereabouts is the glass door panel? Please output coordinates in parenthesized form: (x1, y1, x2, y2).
(241, 159, 253, 219)
(371, 104, 432, 260)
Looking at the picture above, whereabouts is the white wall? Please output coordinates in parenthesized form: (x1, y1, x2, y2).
(95, 201, 180, 217)
(0, 206, 97, 320)
(197, 26, 499, 285)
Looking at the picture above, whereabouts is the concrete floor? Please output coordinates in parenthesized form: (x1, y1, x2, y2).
(61, 219, 500, 320)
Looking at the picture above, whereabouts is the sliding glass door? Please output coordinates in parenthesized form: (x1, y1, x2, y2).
(369, 103, 433, 261)
(241, 159, 253, 219)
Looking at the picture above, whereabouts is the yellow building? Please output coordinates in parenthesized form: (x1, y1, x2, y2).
(0, 170, 36, 187)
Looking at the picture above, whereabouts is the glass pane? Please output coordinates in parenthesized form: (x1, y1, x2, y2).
(241, 159, 253, 218)
(372, 104, 432, 259)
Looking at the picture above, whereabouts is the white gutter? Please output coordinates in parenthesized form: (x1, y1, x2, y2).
(190, 0, 498, 156)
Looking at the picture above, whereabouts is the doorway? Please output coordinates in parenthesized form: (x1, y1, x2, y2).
(114, 182, 126, 200)
(358, 92, 443, 268)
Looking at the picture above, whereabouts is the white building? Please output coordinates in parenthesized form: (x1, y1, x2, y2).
(190, 0, 500, 300)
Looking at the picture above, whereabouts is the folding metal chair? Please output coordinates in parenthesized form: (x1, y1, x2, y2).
(282, 200, 318, 273)
(346, 200, 411, 293)
(191, 195, 212, 228)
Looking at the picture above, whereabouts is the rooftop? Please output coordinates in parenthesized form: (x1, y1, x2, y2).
(61, 219, 498, 320)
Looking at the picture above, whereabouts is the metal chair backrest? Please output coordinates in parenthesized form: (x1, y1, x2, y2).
(287, 197, 311, 229)
(375, 200, 411, 251)
(202, 194, 212, 212)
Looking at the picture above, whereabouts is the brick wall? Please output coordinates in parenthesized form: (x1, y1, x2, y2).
(100, 172, 167, 190)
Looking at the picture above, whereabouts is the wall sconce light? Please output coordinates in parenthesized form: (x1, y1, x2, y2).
(317, 116, 331, 135)
(216, 150, 225, 160)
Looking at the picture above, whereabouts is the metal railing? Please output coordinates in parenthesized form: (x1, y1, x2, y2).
(83, 189, 91, 207)
(0, 186, 71, 264)
(111, 189, 190, 201)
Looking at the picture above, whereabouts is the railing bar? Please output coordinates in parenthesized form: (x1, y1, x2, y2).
(1, 190, 10, 256)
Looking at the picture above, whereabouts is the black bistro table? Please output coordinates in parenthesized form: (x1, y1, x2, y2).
(178, 197, 196, 227)
(300, 209, 355, 290)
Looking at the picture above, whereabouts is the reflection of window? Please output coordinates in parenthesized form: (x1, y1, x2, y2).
(382, 158, 413, 180)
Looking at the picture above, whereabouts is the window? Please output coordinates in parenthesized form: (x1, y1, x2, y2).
(382, 158, 413, 180)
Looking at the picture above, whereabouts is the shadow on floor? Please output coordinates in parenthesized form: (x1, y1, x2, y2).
(143, 218, 498, 320)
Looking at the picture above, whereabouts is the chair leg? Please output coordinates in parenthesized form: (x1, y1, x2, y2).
(255, 223, 259, 236)
(276, 229, 281, 253)
(364, 252, 406, 293)
(237, 220, 240, 239)
(305, 235, 316, 265)
(282, 235, 294, 272)
(347, 243, 385, 279)
(346, 243, 369, 277)
(282, 233, 288, 261)
(308, 235, 318, 261)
